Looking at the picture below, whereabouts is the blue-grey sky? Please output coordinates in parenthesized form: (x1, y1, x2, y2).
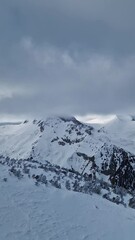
(0, 0, 135, 119)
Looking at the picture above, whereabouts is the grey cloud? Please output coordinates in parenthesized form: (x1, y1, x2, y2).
(0, 41, 135, 117)
(1, 0, 135, 55)
(0, 0, 135, 118)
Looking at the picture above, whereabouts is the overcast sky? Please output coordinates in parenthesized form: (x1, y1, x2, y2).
(0, 0, 135, 120)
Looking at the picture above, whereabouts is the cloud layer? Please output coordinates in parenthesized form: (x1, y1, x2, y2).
(0, 0, 135, 119)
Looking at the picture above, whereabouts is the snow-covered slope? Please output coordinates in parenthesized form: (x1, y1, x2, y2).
(0, 164, 135, 240)
(2, 115, 135, 162)
(1, 116, 135, 239)
(102, 115, 135, 154)
(0, 117, 105, 173)
(0, 116, 116, 168)
(1, 116, 135, 206)
(0, 121, 41, 159)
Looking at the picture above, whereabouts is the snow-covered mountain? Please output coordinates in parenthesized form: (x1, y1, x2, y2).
(0, 115, 135, 205)
(1, 115, 135, 239)
(0, 114, 135, 199)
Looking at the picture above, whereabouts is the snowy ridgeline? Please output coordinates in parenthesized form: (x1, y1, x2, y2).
(0, 164, 135, 240)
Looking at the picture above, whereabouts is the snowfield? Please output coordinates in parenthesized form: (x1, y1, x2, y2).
(0, 165, 135, 240)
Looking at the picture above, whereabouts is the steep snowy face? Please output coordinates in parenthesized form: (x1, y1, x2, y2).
(32, 117, 98, 168)
(0, 120, 41, 159)
(101, 115, 135, 155)
(0, 116, 95, 165)
(0, 116, 135, 192)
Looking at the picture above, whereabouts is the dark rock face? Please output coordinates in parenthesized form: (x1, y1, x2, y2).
(77, 146, 135, 191)
(129, 197, 135, 208)
(37, 121, 45, 132)
(24, 120, 29, 124)
(101, 147, 135, 190)
(131, 115, 135, 121)
(110, 158, 135, 190)
(60, 116, 82, 125)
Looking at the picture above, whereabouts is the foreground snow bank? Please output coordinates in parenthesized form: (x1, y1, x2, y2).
(0, 165, 135, 240)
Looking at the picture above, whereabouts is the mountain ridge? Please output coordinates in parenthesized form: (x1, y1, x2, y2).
(1, 115, 135, 208)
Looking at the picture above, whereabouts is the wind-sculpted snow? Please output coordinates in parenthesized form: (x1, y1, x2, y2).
(0, 164, 135, 240)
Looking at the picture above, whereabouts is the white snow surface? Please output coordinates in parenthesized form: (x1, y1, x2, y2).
(0, 115, 135, 173)
(0, 121, 41, 159)
(0, 117, 105, 173)
(102, 115, 135, 154)
(0, 165, 135, 240)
